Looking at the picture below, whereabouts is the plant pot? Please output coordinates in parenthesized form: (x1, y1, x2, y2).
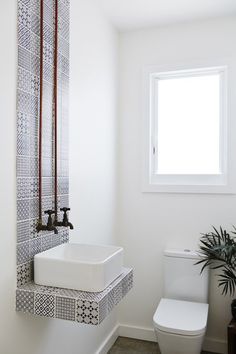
(231, 299, 236, 320)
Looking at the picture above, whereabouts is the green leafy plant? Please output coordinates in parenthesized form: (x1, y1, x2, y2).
(197, 226, 236, 296)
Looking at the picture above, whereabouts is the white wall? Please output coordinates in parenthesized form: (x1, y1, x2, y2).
(0, 1, 118, 354)
(118, 16, 236, 353)
(69, 0, 118, 246)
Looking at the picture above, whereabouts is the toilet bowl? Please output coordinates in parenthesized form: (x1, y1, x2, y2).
(153, 298, 208, 354)
(153, 249, 209, 354)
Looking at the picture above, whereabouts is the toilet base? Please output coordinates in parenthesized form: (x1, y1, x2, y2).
(155, 328, 204, 354)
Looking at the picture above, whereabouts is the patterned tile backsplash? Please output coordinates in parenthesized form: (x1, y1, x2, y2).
(16, 0, 133, 325)
(16, 0, 70, 283)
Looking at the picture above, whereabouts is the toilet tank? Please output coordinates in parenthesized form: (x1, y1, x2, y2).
(164, 249, 209, 303)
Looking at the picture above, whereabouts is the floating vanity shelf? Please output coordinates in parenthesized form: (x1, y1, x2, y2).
(16, 268, 133, 325)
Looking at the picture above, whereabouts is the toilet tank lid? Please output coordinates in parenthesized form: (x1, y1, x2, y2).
(164, 249, 199, 260)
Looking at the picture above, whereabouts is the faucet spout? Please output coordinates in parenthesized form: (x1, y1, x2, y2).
(68, 222, 74, 230)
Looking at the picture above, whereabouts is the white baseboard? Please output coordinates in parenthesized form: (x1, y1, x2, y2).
(118, 324, 227, 354)
(203, 336, 227, 354)
(118, 324, 156, 342)
(96, 324, 119, 354)
(96, 323, 227, 354)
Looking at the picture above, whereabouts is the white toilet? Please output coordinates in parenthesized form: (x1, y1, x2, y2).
(153, 249, 209, 354)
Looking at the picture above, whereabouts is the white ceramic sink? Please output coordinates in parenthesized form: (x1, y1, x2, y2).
(34, 243, 123, 292)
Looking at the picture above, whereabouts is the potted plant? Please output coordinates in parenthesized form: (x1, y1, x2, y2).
(197, 226, 236, 319)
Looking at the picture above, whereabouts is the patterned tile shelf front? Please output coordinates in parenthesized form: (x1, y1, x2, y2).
(16, 268, 133, 325)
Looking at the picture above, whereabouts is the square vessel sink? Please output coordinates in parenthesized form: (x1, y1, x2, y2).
(34, 243, 123, 292)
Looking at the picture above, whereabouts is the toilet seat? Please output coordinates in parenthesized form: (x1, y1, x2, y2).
(153, 298, 208, 336)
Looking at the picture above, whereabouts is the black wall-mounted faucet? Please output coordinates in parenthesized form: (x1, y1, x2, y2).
(54, 207, 74, 229)
(45, 210, 58, 233)
(36, 210, 58, 234)
(60, 207, 74, 229)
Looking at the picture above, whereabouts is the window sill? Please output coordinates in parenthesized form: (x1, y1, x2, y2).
(142, 181, 235, 194)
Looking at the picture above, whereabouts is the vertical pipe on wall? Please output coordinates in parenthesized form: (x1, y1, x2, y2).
(54, 0, 58, 221)
(38, 0, 44, 222)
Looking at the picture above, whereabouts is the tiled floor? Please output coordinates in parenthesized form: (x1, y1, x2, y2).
(108, 337, 218, 354)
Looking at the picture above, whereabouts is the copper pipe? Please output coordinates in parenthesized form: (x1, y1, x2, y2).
(37, 0, 59, 234)
(38, 0, 44, 221)
(53, 0, 59, 221)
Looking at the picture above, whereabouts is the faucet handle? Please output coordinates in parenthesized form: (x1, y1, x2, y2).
(44, 210, 55, 216)
(60, 207, 70, 212)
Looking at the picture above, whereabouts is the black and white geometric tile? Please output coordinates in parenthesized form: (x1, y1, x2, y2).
(56, 296, 76, 321)
(35, 293, 55, 317)
(18, 24, 31, 50)
(16, 268, 133, 325)
(77, 300, 99, 325)
(16, 290, 34, 314)
(30, 53, 40, 76)
(18, 46, 31, 70)
(42, 177, 53, 196)
(30, 33, 40, 57)
(43, 42, 54, 66)
(31, 0, 40, 17)
(29, 218, 37, 238)
(41, 234, 52, 251)
(43, 81, 53, 104)
(17, 199, 30, 221)
(17, 262, 33, 287)
(17, 90, 32, 115)
(43, 62, 54, 83)
(17, 111, 30, 135)
(58, 1, 69, 24)
(30, 157, 38, 176)
(31, 73, 40, 96)
(42, 157, 53, 177)
(17, 132, 30, 156)
(30, 177, 39, 198)
(18, 0, 31, 29)
(17, 241, 30, 265)
(29, 237, 41, 258)
(30, 94, 39, 117)
(31, 13, 40, 36)
(17, 219, 30, 243)
(58, 177, 69, 195)
(30, 198, 39, 218)
(58, 194, 69, 209)
(59, 18, 69, 42)
(17, 156, 30, 177)
(52, 233, 61, 247)
(17, 178, 30, 199)
(43, 3, 54, 27)
(18, 67, 31, 92)
(44, 0, 54, 10)
(43, 23, 54, 46)
(60, 229, 69, 243)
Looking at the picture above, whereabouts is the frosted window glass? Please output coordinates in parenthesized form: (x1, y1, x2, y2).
(156, 74, 220, 174)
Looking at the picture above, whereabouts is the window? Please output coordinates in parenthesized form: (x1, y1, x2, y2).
(143, 65, 230, 193)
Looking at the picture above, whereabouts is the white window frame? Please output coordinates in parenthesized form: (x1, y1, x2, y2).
(142, 62, 235, 194)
